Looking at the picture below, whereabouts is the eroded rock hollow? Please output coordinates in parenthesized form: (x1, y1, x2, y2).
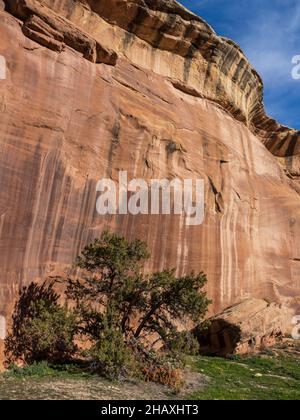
(0, 0, 300, 359)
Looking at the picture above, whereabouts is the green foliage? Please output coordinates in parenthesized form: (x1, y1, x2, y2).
(132, 269, 210, 342)
(76, 230, 150, 274)
(165, 331, 200, 357)
(83, 313, 137, 380)
(67, 231, 211, 352)
(5, 281, 77, 365)
(5, 361, 55, 378)
(4, 361, 93, 380)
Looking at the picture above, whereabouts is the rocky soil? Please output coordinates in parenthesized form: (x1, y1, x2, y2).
(0, 371, 208, 400)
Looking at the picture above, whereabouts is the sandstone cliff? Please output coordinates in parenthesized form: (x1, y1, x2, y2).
(0, 0, 300, 358)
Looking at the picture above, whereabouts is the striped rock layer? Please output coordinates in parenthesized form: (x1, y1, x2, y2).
(0, 0, 300, 359)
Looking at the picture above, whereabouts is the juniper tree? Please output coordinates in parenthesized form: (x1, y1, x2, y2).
(5, 281, 77, 364)
(66, 231, 211, 351)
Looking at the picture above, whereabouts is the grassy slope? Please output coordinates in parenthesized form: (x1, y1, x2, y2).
(1, 350, 300, 400)
(189, 354, 300, 400)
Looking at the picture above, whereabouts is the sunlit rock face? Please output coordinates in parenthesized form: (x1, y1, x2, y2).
(0, 0, 300, 359)
(196, 299, 295, 356)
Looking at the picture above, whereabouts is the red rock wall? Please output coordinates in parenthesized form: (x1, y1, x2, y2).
(0, 0, 300, 359)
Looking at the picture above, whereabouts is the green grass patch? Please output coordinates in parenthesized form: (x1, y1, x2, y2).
(4, 361, 94, 380)
(187, 354, 300, 400)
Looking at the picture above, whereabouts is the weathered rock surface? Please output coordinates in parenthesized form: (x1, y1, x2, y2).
(5, 0, 118, 64)
(196, 299, 294, 356)
(0, 0, 300, 361)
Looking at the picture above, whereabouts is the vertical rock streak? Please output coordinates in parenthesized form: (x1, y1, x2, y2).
(0, 0, 299, 361)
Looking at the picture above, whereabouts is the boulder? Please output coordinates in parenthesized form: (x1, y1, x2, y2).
(196, 299, 294, 356)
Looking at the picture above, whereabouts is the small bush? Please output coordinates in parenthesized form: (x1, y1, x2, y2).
(5, 361, 54, 378)
(83, 318, 137, 380)
(5, 281, 77, 365)
(142, 362, 184, 391)
(166, 331, 200, 358)
(5, 361, 93, 380)
(127, 338, 185, 390)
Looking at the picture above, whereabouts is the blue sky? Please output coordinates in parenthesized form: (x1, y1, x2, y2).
(180, 0, 300, 129)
